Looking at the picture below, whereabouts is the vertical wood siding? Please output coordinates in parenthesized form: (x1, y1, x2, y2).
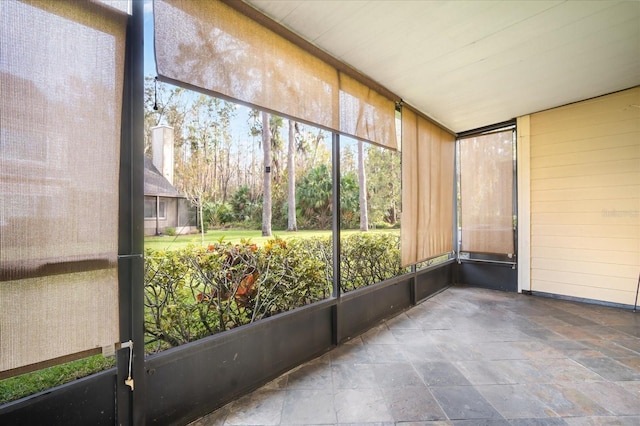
(529, 87, 640, 305)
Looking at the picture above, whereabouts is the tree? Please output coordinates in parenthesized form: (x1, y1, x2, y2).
(340, 171, 360, 229)
(365, 145, 401, 226)
(143, 77, 187, 160)
(247, 109, 262, 200)
(287, 120, 298, 231)
(357, 140, 368, 231)
(297, 165, 333, 229)
(261, 111, 272, 236)
(268, 115, 284, 184)
(341, 144, 356, 174)
(214, 102, 236, 202)
(309, 128, 328, 169)
(230, 185, 258, 222)
(177, 153, 214, 244)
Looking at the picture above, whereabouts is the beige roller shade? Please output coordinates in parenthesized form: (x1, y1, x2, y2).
(459, 130, 515, 255)
(401, 107, 455, 267)
(0, 0, 126, 375)
(154, 0, 397, 149)
(339, 73, 397, 149)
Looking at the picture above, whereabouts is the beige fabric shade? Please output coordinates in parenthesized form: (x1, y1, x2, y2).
(154, 0, 397, 149)
(401, 107, 455, 267)
(0, 0, 126, 374)
(339, 73, 397, 149)
(459, 130, 515, 255)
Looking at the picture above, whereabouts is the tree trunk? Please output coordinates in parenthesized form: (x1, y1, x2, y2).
(223, 148, 231, 202)
(198, 199, 205, 245)
(287, 120, 297, 231)
(358, 140, 368, 231)
(262, 111, 272, 237)
(251, 134, 256, 199)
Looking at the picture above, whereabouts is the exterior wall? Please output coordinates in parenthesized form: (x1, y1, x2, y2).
(527, 87, 640, 305)
(144, 197, 180, 236)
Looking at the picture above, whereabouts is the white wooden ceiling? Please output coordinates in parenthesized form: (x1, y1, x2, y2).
(244, 0, 640, 133)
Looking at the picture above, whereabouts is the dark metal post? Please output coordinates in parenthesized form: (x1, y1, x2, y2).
(332, 133, 341, 298)
(410, 264, 417, 305)
(118, 0, 145, 424)
(331, 132, 341, 344)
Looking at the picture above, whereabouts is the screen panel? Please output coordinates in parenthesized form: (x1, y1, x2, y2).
(459, 130, 515, 255)
(0, 0, 126, 374)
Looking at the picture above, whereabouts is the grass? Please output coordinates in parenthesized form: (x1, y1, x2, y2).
(144, 228, 399, 250)
(0, 355, 116, 405)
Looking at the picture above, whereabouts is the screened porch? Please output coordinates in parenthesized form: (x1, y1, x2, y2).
(0, 1, 638, 425)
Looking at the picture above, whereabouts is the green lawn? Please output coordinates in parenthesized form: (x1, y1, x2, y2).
(145, 228, 399, 250)
(0, 355, 116, 405)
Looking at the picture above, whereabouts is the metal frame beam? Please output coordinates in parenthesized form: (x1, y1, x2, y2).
(117, 1, 145, 424)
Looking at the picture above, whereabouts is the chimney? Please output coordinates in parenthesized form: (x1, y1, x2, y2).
(151, 125, 174, 185)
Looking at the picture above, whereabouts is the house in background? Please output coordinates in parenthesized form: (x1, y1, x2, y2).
(144, 125, 196, 236)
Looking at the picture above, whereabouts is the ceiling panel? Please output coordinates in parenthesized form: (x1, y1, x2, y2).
(245, 0, 640, 133)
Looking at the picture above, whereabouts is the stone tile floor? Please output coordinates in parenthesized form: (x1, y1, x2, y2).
(190, 286, 640, 426)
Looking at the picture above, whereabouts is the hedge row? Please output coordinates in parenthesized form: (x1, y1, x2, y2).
(144, 233, 407, 353)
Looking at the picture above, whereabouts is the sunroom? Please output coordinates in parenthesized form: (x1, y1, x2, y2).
(1, 0, 639, 425)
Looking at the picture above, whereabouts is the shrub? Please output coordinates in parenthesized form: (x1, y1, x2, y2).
(213, 202, 234, 225)
(144, 239, 331, 353)
(199, 201, 218, 231)
(164, 227, 176, 236)
(372, 221, 395, 230)
(230, 186, 261, 222)
(143, 232, 405, 353)
(144, 248, 200, 350)
(340, 233, 408, 292)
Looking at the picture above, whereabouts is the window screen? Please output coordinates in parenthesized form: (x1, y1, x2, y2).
(459, 129, 515, 255)
(0, 0, 126, 375)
